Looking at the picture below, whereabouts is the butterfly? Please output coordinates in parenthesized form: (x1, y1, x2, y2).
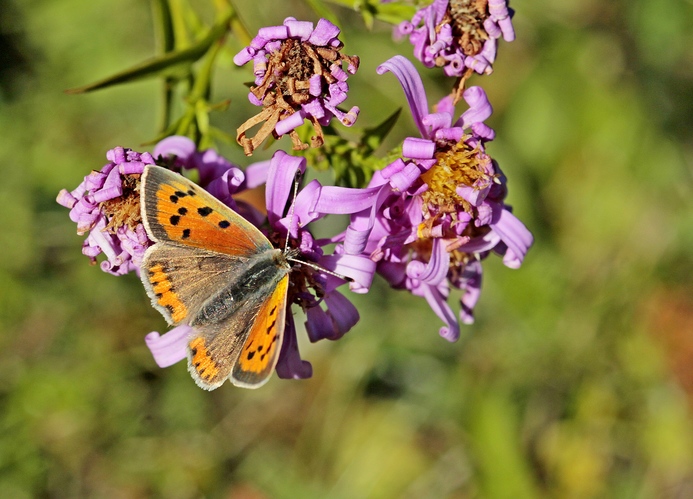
(139, 165, 291, 390)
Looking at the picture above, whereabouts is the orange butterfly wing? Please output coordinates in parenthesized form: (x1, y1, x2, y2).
(232, 274, 289, 388)
(141, 165, 271, 256)
(139, 165, 291, 390)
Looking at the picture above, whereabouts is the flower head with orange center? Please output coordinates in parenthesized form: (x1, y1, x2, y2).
(234, 17, 360, 155)
(342, 56, 532, 338)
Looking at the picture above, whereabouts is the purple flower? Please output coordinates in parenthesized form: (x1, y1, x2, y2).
(395, 0, 515, 79)
(56, 147, 156, 276)
(145, 145, 377, 381)
(234, 17, 360, 155)
(343, 56, 532, 339)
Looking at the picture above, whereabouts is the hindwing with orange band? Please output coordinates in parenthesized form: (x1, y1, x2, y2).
(232, 274, 289, 387)
(139, 165, 293, 390)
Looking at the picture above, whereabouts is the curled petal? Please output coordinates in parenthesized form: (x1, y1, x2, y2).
(489, 203, 533, 265)
(85, 170, 107, 191)
(56, 189, 77, 209)
(422, 283, 460, 342)
(307, 18, 340, 46)
(498, 16, 515, 42)
(460, 87, 493, 128)
(233, 47, 254, 66)
(457, 184, 490, 207)
(324, 290, 359, 338)
(471, 122, 496, 141)
(145, 325, 191, 368)
(258, 25, 289, 41)
(406, 238, 449, 286)
(265, 151, 306, 226)
(244, 159, 271, 189)
(309, 74, 322, 97)
(305, 306, 334, 342)
(403, 137, 436, 159)
(381, 158, 406, 179)
(484, 17, 502, 39)
(313, 184, 383, 217)
(92, 166, 123, 203)
(119, 161, 147, 175)
(302, 98, 326, 120)
(465, 55, 491, 75)
(395, 21, 414, 39)
(330, 63, 348, 82)
(344, 184, 393, 255)
(422, 112, 453, 135)
(275, 110, 306, 136)
(284, 19, 314, 40)
(489, 0, 510, 19)
(388, 161, 422, 192)
(284, 179, 321, 228)
(320, 253, 376, 293)
(434, 127, 464, 142)
(377, 55, 431, 139)
(502, 247, 522, 269)
(456, 230, 501, 254)
(153, 136, 197, 165)
(459, 261, 482, 324)
(276, 314, 313, 379)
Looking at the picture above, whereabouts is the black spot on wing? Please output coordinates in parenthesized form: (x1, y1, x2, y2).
(170, 215, 180, 225)
(198, 206, 213, 217)
(182, 229, 191, 239)
(266, 319, 277, 334)
(187, 189, 196, 196)
(170, 195, 179, 203)
(218, 220, 230, 229)
(178, 207, 188, 215)
(247, 351, 255, 360)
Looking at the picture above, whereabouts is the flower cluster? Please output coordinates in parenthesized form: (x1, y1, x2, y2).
(147, 139, 376, 379)
(58, 10, 531, 388)
(396, 0, 515, 82)
(342, 56, 532, 339)
(56, 147, 155, 275)
(58, 135, 376, 381)
(234, 17, 360, 155)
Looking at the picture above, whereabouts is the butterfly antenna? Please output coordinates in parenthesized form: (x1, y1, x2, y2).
(286, 256, 354, 282)
(282, 170, 353, 283)
(284, 170, 302, 253)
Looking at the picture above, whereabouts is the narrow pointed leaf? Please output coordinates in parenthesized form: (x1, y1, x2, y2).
(66, 11, 232, 94)
(305, 0, 340, 26)
(363, 108, 401, 152)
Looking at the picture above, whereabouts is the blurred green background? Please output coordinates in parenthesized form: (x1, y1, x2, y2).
(2, 0, 693, 497)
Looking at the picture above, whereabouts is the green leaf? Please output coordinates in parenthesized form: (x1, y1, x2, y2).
(325, 0, 417, 26)
(65, 10, 233, 94)
(304, 0, 340, 26)
(152, 0, 175, 53)
(371, 2, 417, 25)
(363, 108, 401, 153)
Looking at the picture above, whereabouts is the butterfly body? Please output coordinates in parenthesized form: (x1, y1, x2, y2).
(139, 165, 291, 390)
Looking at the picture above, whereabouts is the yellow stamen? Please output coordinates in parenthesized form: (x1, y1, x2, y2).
(420, 137, 491, 216)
